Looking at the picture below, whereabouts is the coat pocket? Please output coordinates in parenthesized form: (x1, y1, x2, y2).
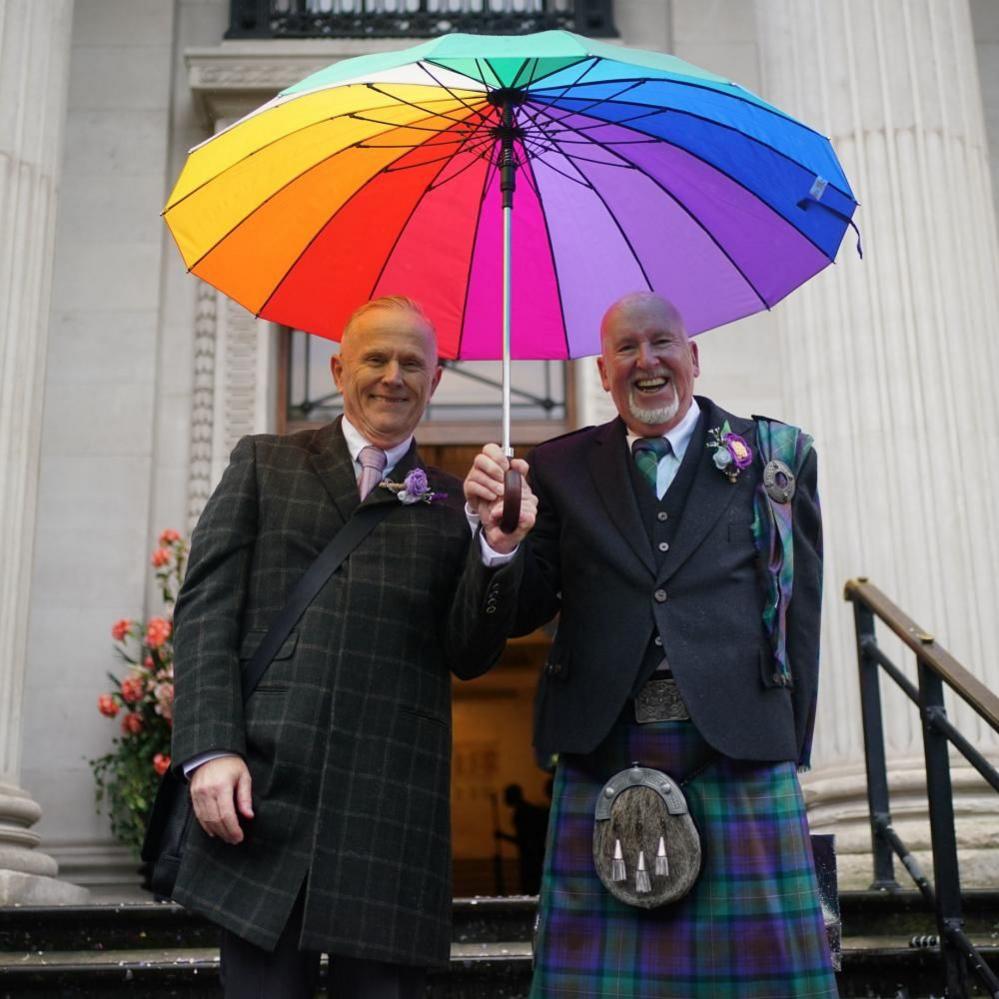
(238, 628, 299, 662)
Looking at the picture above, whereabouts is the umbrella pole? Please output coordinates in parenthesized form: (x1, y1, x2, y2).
(498, 102, 522, 532)
(502, 201, 512, 459)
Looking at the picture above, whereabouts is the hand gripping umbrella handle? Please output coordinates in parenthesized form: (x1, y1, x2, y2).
(500, 468, 522, 534)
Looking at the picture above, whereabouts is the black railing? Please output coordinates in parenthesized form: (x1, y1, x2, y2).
(227, 0, 616, 39)
(845, 578, 999, 998)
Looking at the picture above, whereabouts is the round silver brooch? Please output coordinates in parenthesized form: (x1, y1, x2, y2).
(763, 458, 796, 503)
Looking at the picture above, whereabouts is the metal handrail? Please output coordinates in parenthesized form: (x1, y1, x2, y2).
(844, 577, 999, 998)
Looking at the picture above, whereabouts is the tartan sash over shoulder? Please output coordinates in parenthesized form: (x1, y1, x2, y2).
(750, 419, 820, 768)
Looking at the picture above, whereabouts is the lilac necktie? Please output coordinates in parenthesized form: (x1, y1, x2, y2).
(357, 445, 387, 500)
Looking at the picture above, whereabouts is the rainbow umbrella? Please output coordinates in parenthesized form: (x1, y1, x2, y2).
(164, 30, 857, 476)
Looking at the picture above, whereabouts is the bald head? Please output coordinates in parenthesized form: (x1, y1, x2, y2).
(596, 293, 700, 436)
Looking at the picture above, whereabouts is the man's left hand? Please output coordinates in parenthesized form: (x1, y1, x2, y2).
(464, 443, 537, 553)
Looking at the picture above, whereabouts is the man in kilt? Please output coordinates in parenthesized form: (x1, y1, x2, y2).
(465, 292, 838, 997)
(172, 296, 535, 998)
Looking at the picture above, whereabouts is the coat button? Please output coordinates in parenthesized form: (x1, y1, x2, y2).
(654, 636, 663, 647)
(657, 511, 668, 522)
(654, 589, 667, 603)
(547, 661, 563, 676)
(658, 541, 669, 553)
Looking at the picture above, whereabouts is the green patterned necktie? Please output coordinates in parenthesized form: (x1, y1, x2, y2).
(632, 437, 671, 493)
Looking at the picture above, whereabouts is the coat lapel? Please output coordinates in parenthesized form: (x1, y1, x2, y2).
(586, 418, 656, 575)
(658, 398, 757, 583)
(308, 418, 360, 524)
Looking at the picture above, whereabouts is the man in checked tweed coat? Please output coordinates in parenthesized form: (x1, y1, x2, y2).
(466, 293, 838, 997)
(171, 297, 535, 998)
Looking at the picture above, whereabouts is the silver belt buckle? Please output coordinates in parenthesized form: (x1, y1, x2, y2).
(635, 677, 690, 723)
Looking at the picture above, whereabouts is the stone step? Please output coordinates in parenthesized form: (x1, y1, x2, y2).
(0, 896, 536, 953)
(3, 890, 996, 953)
(1, 939, 998, 998)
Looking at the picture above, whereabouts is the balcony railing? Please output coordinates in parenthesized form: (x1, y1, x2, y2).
(226, 0, 617, 39)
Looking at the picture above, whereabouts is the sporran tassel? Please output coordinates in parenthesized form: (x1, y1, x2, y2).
(635, 850, 651, 894)
(655, 835, 669, 877)
(612, 839, 626, 882)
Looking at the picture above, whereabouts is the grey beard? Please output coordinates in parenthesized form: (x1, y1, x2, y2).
(628, 389, 679, 427)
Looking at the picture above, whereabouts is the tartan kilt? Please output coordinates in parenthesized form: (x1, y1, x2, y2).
(531, 720, 838, 998)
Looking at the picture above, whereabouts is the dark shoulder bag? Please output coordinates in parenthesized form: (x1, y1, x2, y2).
(141, 503, 394, 899)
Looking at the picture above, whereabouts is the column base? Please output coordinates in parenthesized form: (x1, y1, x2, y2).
(0, 869, 89, 905)
(803, 758, 999, 890)
(0, 782, 90, 904)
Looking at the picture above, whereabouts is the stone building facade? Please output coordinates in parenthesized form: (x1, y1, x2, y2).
(1, 0, 998, 899)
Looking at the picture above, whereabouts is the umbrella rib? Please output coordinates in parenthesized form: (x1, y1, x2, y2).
(524, 109, 655, 294)
(453, 143, 500, 360)
(416, 61, 496, 128)
(166, 94, 480, 212)
(426, 135, 500, 193)
(255, 116, 476, 321)
(523, 55, 598, 93)
(531, 73, 831, 144)
(529, 84, 854, 200)
(530, 100, 850, 262)
(382, 129, 496, 174)
(518, 150, 572, 361)
(180, 106, 480, 272)
(529, 79, 647, 126)
(365, 82, 485, 128)
(362, 142, 471, 308)
(529, 103, 771, 309)
(539, 92, 857, 204)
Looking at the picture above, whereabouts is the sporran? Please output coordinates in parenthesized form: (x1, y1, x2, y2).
(593, 764, 702, 908)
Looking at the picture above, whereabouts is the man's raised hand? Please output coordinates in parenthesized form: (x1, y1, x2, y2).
(464, 443, 538, 554)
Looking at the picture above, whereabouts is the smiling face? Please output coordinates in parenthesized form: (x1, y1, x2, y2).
(596, 293, 700, 437)
(331, 301, 442, 448)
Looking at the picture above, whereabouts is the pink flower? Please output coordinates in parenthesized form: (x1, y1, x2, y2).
(121, 713, 143, 735)
(153, 753, 171, 776)
(153, 682, 174, 722)
(158, 529, 181, 546)
(120, 675, 144, 704)
(111, 619, 133, 642)
(97, 694, 119, 718)
(150, 548, 171, 568)
(146, 617, 172, 649)
(143, 655, 154, 670)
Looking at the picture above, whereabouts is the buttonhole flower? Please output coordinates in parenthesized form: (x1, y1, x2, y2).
(706, 421, 753, 483)
(379, 467, 448, 505)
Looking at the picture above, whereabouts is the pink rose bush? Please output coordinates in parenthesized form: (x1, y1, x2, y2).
(91, 530, 187, 854)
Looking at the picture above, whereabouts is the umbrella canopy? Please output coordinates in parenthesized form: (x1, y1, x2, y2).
(164, 30, 857, 360)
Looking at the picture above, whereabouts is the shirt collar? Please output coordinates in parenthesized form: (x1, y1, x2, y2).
(340, 415, 413, 474)
(625, 398, 701, 461)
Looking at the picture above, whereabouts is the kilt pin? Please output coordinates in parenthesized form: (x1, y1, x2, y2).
(512, 397, 838, 998)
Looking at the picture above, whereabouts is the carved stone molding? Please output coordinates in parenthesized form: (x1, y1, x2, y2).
(186, 39, 414, 125)
(187, 281, 218, 531)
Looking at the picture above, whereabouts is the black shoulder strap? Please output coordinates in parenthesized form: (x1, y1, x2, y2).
(241, 503, 393, 701)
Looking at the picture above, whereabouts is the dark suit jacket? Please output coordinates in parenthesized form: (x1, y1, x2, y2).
(171, 419, 520, 965)
(514, 397, 822, 765)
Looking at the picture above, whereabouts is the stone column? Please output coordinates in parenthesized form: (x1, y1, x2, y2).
(0, 0, 87, 903)
(754, 0, 999, 887)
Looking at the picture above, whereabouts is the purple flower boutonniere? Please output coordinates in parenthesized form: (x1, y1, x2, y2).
(706, 421, 753, 483)
(379, 467, 448, 505)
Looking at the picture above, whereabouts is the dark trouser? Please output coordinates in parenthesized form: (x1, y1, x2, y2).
(219, 888, 427, 999)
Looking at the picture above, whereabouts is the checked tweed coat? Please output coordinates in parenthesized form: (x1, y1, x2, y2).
(171, 419, 520, 965)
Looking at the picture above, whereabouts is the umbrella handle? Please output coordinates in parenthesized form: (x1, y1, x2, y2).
(500, 468, 522, 534)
